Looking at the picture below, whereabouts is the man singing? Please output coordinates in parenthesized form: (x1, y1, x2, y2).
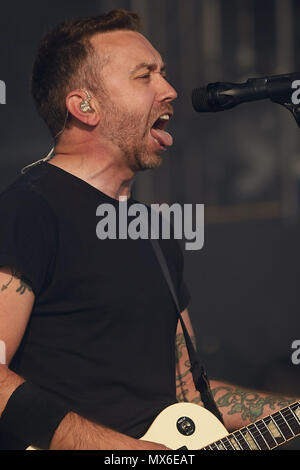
(0, 9, 296, 450)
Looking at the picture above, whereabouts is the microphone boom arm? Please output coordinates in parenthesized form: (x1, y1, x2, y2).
(192, 73, 300, 127)
(271, 97, 300, 128)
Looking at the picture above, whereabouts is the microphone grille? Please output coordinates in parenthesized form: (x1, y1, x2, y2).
(192, 87, 211, 112)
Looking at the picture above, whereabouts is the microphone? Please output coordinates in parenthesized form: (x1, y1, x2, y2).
(192, 73, 300, 113)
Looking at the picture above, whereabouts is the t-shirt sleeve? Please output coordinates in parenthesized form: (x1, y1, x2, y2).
(0, 188, 57, 297)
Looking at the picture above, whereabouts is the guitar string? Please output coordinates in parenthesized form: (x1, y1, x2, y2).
(228, 418, 299, 449)
(207, 423, 293, 451)
(218, 425, 299, 450)
(184, 404, 300, 451)
(198, 414, 300, 451)
(211, 409, 300, 450)
(242, 412, 300, 439)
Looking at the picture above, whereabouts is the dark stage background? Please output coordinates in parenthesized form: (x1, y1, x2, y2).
(1, 0, 300, 449)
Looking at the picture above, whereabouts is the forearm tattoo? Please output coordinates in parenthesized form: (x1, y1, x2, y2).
(0, 267, 32, 295)
(175, 332, 296, 420)
(175, 333, 189, 402)
(175, 332, 202, 404)
(211, 385, 295, 422)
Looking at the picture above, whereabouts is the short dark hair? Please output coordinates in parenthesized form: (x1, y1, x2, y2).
(31, 9, 141, 138)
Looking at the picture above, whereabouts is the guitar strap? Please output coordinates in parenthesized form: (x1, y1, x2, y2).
(150, 238, 224, 425)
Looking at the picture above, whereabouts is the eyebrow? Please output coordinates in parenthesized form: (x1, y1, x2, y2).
(130, 62, 167, 76)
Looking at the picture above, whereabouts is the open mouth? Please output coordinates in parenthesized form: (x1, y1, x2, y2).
(150, 113, 173, 149)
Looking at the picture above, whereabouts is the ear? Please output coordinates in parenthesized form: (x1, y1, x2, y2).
(66, 90, 100, 127)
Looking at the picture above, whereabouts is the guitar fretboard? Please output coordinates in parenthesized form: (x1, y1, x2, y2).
(202, 401, 300, 450)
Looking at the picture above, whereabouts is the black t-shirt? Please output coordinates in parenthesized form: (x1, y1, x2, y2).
(0, 162, 190, 439)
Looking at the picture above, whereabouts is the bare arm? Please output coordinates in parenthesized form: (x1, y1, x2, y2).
(0, 267, 33, 415)
(175, 309, 202, 405)
(209, 380, 296, 432)
(50, 412, 168, 450)
(175, 309, 297, 431)
(0, 267, 168, 450)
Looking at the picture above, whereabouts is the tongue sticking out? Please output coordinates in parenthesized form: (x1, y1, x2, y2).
(150, 128, 173, 147)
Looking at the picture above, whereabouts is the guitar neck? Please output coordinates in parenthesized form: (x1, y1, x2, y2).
(202, 401, 300, 450)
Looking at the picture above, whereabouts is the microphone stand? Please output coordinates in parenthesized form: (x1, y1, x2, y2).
(265, 73, 300, 127)
(271, 98, 300, 128)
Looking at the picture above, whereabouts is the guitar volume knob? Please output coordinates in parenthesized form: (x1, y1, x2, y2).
(176, 416, 196, 436)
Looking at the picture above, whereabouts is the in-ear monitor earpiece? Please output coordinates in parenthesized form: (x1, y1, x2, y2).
(80, 90, 93, 112)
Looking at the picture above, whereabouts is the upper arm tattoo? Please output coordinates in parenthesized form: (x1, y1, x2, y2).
(15, 279, 33, 295)
(0, 275, 13, 292)
(0, 267, 32, 295)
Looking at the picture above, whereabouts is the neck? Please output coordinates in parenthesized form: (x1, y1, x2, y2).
(49, 135, 136, 201)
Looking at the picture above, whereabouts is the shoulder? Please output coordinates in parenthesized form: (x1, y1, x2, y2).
(0, 176, 58, 297)
(0, 179, 58, 247)
(0, 174, 56, 221)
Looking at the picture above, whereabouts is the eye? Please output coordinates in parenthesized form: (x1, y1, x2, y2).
(138, 74, 151, 80)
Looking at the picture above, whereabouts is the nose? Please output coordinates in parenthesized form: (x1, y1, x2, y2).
(156, 75, 178, 103)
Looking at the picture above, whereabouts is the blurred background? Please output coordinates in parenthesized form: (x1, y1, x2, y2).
(1, 0, 300, 449)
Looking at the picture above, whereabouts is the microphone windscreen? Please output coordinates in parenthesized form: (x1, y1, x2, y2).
(192, 87, 211, 112)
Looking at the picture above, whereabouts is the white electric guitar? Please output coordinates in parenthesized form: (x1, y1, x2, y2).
(141, 401, 300, 450)
(27, 400, 300, 450)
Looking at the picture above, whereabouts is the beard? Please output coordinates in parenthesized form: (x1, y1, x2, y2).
(98, 96, 164, 172)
